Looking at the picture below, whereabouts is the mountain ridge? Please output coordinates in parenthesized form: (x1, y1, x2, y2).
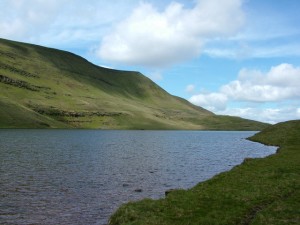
(0, 38, 268, 130)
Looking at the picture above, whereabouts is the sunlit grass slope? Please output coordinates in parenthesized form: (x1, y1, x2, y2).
(0, 38, 268, 130)
(109, 120, 300, 224)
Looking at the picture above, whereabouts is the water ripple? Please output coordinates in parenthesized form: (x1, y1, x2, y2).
(0, 130, 276, 225)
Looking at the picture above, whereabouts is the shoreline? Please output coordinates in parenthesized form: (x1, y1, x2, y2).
(109, 120, 300, 225)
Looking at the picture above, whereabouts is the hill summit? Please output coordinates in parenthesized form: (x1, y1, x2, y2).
(0, 38, 268, 130)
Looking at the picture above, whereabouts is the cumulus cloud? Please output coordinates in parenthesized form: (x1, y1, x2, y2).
(222, 63, 300, 102)
(98, 0, 244, 67)
(189, 63, 300, 122)
(190, 93, 228, 111)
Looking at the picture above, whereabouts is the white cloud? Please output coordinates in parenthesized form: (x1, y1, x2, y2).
(99, 65, 113, 69)
(185, 84, 196, 93)
(98, 0, 244, 67)
(190, 93, 228, 111)
(0, 0, 64, 40)
(265, 63, 300, 87)
(219, 107, 300, 124)
(148, 71, 163, 81)
(0, 0, 138, 47)
(202, 0, 300, 60)
(203, 42, 300, 59)
(189, 63, 300, 123)
(203, 42, 254, 60)
(222, 64, 300, 102)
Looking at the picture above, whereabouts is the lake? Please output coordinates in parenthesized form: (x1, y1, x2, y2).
(0, 130, 277, 225)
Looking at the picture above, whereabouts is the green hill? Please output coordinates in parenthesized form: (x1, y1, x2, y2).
(0, 38, 268, 130)
(109, 120, 300, 224)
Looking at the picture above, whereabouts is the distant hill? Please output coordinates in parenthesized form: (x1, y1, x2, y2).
(0, 38, 268, 130)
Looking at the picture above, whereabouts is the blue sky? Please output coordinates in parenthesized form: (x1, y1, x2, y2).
(1, 0, 299, 123)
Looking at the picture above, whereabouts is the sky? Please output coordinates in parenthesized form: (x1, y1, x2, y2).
(1, 0, 299, 124)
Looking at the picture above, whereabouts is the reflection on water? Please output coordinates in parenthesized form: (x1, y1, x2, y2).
(0, 130, 277, 225)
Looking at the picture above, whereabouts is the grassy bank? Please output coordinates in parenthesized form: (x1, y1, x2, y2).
(109, 120, 300, 225)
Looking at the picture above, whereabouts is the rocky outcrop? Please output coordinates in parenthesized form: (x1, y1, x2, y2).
(0, 74, 39, 91)
(0, 62, 39, 78)
(29, 104, 125, 117)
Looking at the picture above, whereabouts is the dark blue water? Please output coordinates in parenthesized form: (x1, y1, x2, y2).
(0, 130, 277, 225)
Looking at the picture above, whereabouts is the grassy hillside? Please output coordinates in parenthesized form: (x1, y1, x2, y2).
(109, 120, 300, 224)
(0, 38, 268, 130)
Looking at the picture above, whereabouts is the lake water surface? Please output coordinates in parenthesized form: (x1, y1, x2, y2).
(0, 130, 277, 225)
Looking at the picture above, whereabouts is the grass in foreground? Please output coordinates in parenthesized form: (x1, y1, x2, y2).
(109, 120, 300, 225)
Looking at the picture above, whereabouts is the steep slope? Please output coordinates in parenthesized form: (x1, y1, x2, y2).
(0, 38, 268, 130)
